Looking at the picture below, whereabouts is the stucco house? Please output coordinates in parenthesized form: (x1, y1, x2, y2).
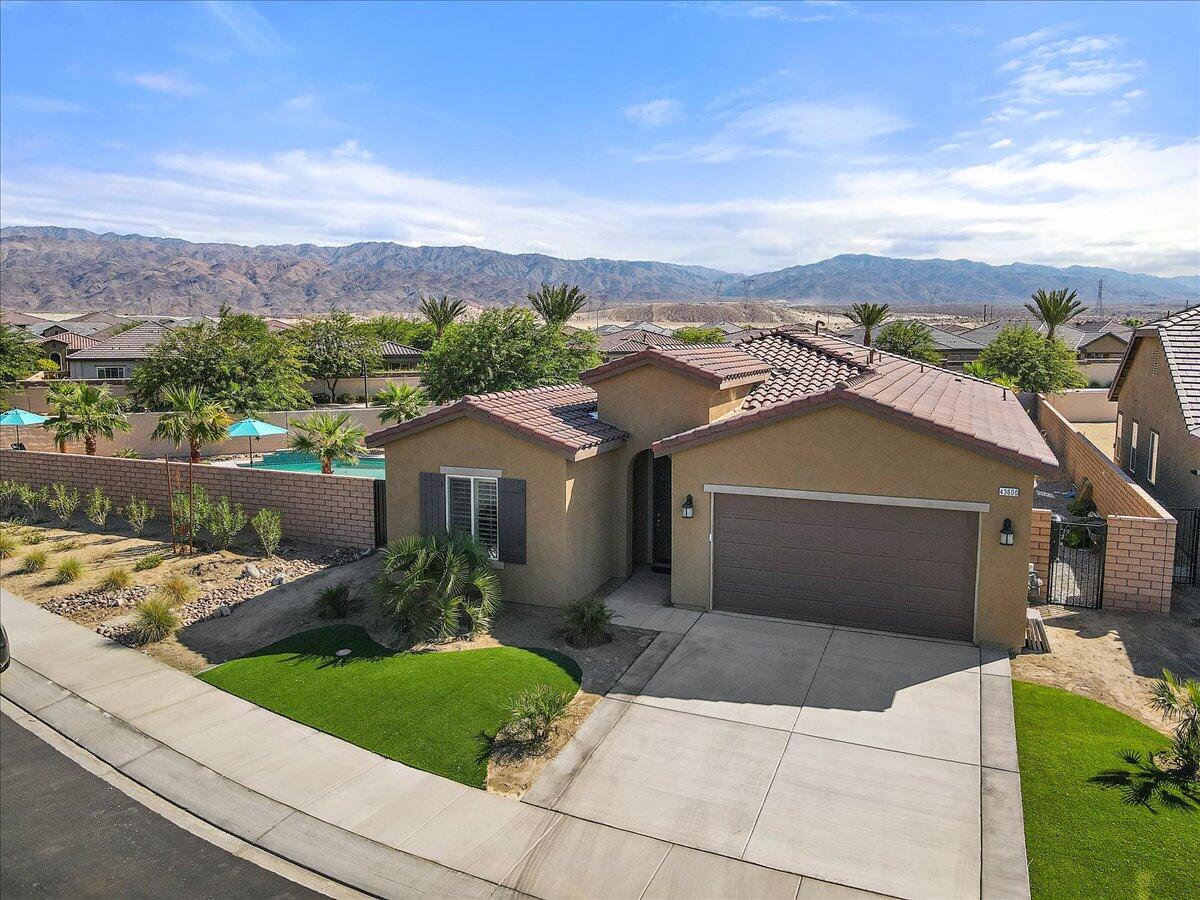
(837, 322, 984, 371)
(964, 319, 1131, 386)
(367, 327, 1057, 650)
(65, 321, 171, 380)
(1108, 307, 1200, 509)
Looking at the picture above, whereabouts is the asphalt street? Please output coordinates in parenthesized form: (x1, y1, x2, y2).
(1, 711, 325, 899)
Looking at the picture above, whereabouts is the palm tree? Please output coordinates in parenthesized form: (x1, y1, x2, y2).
(289, 411, 367, 474)
(44, 383, 132, 455)
(374, 382, 427, 425)
(527, 283, 588, 325)
(1025, 288, 1085, 342)
(846, 302, 890, 348)
(151, 387, 231, 553)
(418, 294, 467, 339)
(43, 381, 82, 452)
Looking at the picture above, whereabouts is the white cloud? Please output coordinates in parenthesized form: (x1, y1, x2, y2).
(989, 138, 1014, 149)
(284, 93, 317, 111)
(331, 140, 371, 159)
(996, 30, 1142, 107)
(935, 143, 963, 153)
(1123, 88, 1146, 100)
(623, 98, 683, 127)
(6, 95, 87, 113)
(2, 136, 1195, 276)
(278, 93, 343, 129)
(200, 0, 288, 55)
(123, 70, 203, 96)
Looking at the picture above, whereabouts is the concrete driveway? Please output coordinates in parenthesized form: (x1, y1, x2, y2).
(525, 612, 1027, 900)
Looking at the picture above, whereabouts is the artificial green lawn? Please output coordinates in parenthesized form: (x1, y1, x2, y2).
(1012, 680, 1198, 900)
(198, 625, 581, 788)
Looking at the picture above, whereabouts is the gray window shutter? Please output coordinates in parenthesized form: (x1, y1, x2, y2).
(498, 477, 526, 564)
(419, 472, 446, 536)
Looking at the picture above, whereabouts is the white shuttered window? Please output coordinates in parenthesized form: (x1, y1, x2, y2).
(446, 475, 499, 559)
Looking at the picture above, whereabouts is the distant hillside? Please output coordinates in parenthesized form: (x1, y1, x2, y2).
(1, 226, 1195, 316)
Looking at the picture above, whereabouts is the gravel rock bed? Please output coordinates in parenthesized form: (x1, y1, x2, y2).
(45, 586, 152, 614)
(96, 546, 372, 645)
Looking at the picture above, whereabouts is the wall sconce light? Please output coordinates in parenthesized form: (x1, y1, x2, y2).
(1000, 518, 1014, 546)
(681, 495, 694, 519)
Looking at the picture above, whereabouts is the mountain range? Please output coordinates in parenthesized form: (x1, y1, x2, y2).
(1, 225, 1196, 317)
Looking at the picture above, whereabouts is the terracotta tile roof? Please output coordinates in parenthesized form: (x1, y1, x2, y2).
(838, 323, 985, 351)
(1, 308, 47, 327)
(581, 344, 772, 389)
(657, 329, 1058, 473)
(67, 322, 171, 360)
(42, 331, 103, 352)
(366, 384, 627, 458)
(1110, 307, 1200, 437)
(598, 329, 692, 354)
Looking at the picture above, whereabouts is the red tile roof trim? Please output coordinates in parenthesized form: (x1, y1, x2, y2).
(580, 345, 771, 389)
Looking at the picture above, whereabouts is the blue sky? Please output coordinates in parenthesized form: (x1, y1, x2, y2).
(2, 0, 1197, 275)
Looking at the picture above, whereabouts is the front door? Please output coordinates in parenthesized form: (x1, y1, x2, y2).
(651, 455, 672, 570)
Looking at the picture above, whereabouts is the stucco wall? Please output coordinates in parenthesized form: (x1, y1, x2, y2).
(1112, 333, 1200, 509)
(665, 403, 1037, 649)
(1042, 389, 1117, 424)
(381, 416, 613, 607)
(0, 449, 375, 548)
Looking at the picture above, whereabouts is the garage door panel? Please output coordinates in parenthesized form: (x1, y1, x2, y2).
(712, 493, 978, 641)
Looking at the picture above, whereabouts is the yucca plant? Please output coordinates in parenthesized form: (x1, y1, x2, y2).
(47, 483, 82, 526)
(562, 596, 616, 646)
(85, 486, 113, 529)
(374, 531, 502, 644)
(20, 549, 48, 573)
(130, 595, 181, 645)
(50, 556, 83, 585)
(100, 566, 134, 592)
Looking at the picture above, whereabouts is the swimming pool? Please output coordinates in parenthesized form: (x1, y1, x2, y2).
(238, 451, 387, 479)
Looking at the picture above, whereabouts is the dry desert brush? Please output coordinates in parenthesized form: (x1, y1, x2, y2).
(374, 531, 502, 645)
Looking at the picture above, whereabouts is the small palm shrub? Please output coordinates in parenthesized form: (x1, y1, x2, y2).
(562, 596, 615, 646)
(133, 552, 164, 572)
(129, 595, 180, 645)
(314, 583, 353, 619)
(112, 447, 140, 458)
(100, 567, 133, 591)
(250, 508, 282, 557)
(21, 549, 49, 573)
(47, 483, 81, 526)
(157, 574, 199, 606)
(205, 496, 247, 550)
(0, 529, 19, 559)
(122, 497, 154, 535)
(85, 486, 113, 528)
(16, 484, 47, 522)
(503, 685, 574, 747)
(51, 556, 83, 585)
(374, 532, 502, 644)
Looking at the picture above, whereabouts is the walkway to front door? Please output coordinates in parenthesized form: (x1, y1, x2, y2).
(524, 583, 1028, 900)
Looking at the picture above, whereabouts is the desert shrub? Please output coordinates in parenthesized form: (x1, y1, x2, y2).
(0, 479, 19, 518)
(562, 596, 615, 646)
(503, 685, 574, 747)
(157, 573, 199, 606)
(374, 532, 502, 644)
(16, 484, 47, 522)
(20, 549, 48, 573)
(100, 566, 134, 591)
(129, 596, 180, 645)
(133, 552, 164, 572)
(85, 486, 113, 528)
(122, 497, 154, 534)
(22, 529, 45, 545)
(0, 529, 19, 559)
(46, 483, 81, 526)
(55, 539, 80, 551)
(204, 496, 247, 550)
(250, 508, 282, 557)
(171, 485, 211, 545)
(314, 583, 353, 619)
(112, 447, 140, 458)
(50, 556, 83, 584)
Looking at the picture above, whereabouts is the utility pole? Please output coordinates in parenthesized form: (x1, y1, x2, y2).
(1096, 278, 1103, 316)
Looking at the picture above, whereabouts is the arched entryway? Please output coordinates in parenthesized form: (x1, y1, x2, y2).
(628, 449, 672, 574)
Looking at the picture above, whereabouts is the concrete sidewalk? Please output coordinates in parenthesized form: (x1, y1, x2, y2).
(1, 589, 889, 900)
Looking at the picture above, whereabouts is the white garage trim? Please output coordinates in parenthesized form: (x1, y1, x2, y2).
(703, 483, 991, 513)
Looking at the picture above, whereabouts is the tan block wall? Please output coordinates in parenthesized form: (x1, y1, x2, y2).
(667, 403, 1037, 650)
(1037, 397, 1167, 518)
(3, 408, 387, 459)
(0, 449, 375, 548)
(1041, 389, 1117, 423)
(1103, 516, 1175, 613)
(1030, 507, 1051, 601)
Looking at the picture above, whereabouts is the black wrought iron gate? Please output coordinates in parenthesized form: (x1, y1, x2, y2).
(1047, 515, 1107, 608)
(1168, 507, 1199, 585)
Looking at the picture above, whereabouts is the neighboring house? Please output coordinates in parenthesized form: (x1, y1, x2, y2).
(1108, 307, 1200, 509)
(380, 341, 424, 370)
(65, 321, 170, 380)
(700, 321, 749, 336)
(368, 329, 1055, 650)
(40, 331, 103, 372)
(27, 319, 108, 339)
(837, 323, 984, 370)
(1, 309, 47, 329)
(964, 319, 1131, 386)
(596, 328, 693, 360)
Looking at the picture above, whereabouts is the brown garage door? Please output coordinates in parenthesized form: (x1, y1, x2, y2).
(712, 492, 978, 641)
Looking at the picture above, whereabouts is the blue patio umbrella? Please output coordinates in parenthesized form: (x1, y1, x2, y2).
(0, 407, 48, 447)
(227, 417, 288, 467)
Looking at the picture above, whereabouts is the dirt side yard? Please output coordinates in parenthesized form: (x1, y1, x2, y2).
(1013, 586, 1200, 736)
